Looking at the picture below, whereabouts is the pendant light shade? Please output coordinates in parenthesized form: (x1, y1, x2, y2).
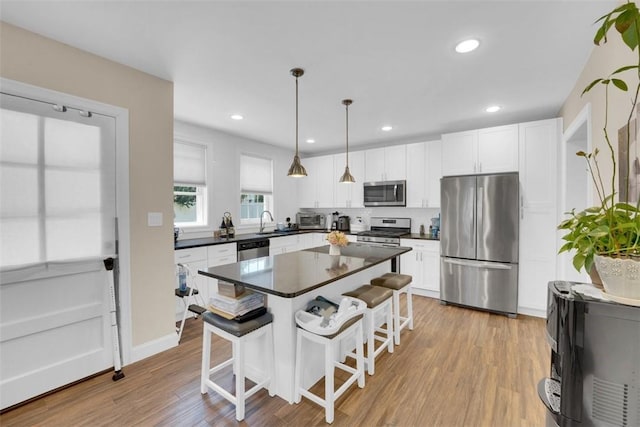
(339, 99, 355, 183)
(287, 68, 307, 177)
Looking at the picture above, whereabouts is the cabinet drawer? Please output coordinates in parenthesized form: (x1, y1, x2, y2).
(175, 246, 207, 263)
(211, 254, 237, 266)
(208, 243, 236, 258)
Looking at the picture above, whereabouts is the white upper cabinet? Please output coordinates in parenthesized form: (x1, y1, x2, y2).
(442, 125, 518, 176)
(334, 150, 365, 208)
(441, 130, 477, 176)
(477, 125, 519, 173)
(406, 142, 426, 208)
(406, 140, 442, 208)
(298, 155, 335, 208)
(365, 145, 407, 182)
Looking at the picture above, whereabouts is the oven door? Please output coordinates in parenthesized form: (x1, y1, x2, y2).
(364, 180, 406, 206)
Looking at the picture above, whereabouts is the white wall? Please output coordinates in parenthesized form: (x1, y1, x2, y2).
(174, 120, 300, 238)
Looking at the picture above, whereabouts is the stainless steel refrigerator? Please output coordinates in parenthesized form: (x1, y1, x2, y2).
(440, 173, 519, 316)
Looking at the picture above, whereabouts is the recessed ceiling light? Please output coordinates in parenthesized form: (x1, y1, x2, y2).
(381, 126, 393, 132)
(230, 114, 243, 120)
(306, 139, 316, 144)
(485, 105, 501, 113)
(455, 39, 480, 53)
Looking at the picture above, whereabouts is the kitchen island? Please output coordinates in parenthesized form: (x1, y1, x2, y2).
(199, 243, 411, 402)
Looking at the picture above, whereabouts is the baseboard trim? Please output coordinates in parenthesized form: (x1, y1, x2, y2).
(413, 288, 440, 299)
(130, 332, 178, 363)
(517, 306, 546, 318)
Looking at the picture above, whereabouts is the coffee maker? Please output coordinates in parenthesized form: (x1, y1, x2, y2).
(540, 281, 639, 426)
(337, 216, 350, 232)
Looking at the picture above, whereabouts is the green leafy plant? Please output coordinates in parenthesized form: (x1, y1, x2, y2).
(559, 1, 640, 273)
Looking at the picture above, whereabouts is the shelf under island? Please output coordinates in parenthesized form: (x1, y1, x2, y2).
(198, 242, 411, 402)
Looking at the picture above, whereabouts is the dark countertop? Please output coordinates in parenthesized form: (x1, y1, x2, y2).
(198, 243, 411, 298)
(175, 229, 360, 250)
(404, 233, 440, 241)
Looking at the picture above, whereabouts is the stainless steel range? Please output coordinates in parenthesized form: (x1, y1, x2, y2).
(357, 217, 411, 247)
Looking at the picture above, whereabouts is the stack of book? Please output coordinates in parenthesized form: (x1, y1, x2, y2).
(208, 289, 265, 321)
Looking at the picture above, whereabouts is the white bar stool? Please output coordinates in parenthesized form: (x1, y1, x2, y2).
(294, 298, 366, 424)
(371, 272, 414, 345)
(200, 310, 274, 421)
(342, 285, 394, 375)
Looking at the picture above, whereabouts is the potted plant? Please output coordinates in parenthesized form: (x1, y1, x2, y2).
(558, 1, 640, 301)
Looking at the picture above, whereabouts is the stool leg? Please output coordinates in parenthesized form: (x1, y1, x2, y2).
(325, 338, 335, 424)
(200, 324, 211, 394)
(407, 286, 414, 330)
(367, 310, 375, 376)
(386, 300, 394, 354)
(294, 329, 303, 404)
(266, 325, 276, 397)
(235, 338, 245, 421)
(393, 290, 401, 346)
(355, 322, 365, 389)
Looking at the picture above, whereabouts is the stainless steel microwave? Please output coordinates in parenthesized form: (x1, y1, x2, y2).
(363, 180, 406, 207)
(296, 212, 327, 230)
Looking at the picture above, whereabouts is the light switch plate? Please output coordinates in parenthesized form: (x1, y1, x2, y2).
(147, 212, 163, 227)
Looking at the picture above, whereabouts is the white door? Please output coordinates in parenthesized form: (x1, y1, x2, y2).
(0, 93, 118, 409)
(441, 130, 477, 176)
(406, 142, 426, 207)
(477, 124, 519, 173)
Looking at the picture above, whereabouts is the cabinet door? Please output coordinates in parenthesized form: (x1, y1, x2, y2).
(315, 155, 335, 208)
(478, 125, 519, 173)
(406, 142, 426, 207)
(441, 130, 477, 176)
(426, 140, 442, 208)
(298, 157, 317, 208)
(365, 148, 385, 182)
(384, 145, 407, 181)
(400, 242, 422, 287)
(349, 151, 365, 207)
(421, 246, 440, 292)
(518, 119, 560, 314)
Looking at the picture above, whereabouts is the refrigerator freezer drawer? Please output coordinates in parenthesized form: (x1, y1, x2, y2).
(440, 257, 518, 314)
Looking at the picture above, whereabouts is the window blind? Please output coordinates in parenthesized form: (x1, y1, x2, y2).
(240, 154, 272, 194)
(174, 140, 206, 186)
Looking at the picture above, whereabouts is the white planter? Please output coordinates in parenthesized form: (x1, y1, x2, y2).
(594, 255, 640, 300)
(329, 244, 341, 256)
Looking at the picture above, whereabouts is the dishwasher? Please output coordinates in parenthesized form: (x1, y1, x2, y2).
(237, 239, 270, 260)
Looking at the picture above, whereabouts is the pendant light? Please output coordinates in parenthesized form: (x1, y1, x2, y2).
(287, 68, 307, 177)
(339, 99, 356, 183)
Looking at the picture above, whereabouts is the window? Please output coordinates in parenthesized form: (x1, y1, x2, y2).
(240, 154, 273, 224)
(173, 140, 207, 227)
(0, 93, 116, 269)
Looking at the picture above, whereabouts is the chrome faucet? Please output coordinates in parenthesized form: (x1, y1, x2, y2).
(259, 210, 274, 233)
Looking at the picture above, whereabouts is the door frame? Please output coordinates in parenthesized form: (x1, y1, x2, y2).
(559, 103, 593, 281)
(0, 77, 133, 364)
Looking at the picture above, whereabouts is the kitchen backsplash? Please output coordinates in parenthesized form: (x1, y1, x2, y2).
(300, 207, 440, 234)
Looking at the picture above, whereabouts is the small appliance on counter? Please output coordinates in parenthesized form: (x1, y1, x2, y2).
(331, 211, 340, 230)
(337, 215, 350, 232)
(296, 212, 326, 230)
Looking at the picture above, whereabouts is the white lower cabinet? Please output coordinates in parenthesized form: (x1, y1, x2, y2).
(174, 246, 209, 320)
(400, 239, 440, 297)
(269, 235, 299, 255)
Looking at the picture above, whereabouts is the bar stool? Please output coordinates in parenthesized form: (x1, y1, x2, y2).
(371, 272, 414, 345)
(342, 285, 394, 375)
(294, 298, 366, 424)
(200, 311, 274, 421)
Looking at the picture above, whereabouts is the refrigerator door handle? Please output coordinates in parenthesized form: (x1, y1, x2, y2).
(443, 258, 513, 270)
(477, 185, 483, 237)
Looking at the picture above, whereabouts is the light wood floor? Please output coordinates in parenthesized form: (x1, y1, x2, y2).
(1, 296, 549, 426)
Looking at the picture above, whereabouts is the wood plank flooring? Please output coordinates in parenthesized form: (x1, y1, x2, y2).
(1, 296, 549, 426)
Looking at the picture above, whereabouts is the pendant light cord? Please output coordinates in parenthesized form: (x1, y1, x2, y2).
(295, 75, 299, 156)
(345, 102, 349, 166)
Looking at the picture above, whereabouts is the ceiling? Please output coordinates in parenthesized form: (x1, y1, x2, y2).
(0, 0, 617, 155)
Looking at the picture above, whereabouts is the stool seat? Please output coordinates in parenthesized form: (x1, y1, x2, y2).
(371, 273, 414, 346)
(294, 297, 366, 424)
(203, 311, 273, 337)
(343, 285, 393, 308)
(371, 272, 412, 290)
(342, 285, 393, 376)
(201, 309, 274, 421)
